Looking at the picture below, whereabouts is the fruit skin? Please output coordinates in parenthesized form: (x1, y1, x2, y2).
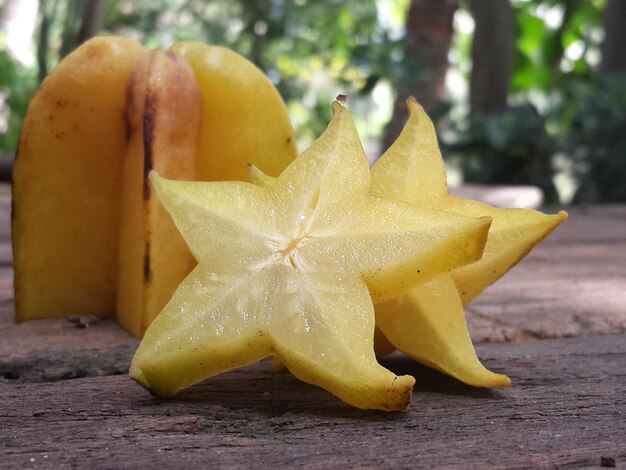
(116, 49, 202, 337)
(131, 103, 491, 411)
(13, 38, 297, 335)
(171, 42, 297, 181)
(12, 37, 145, 320)
(371, 98, 567, 387)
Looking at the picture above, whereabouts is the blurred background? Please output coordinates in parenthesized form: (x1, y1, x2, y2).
(0, 0, 624, 204)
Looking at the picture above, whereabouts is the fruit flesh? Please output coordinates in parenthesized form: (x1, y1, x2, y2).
(12, 37, 145, 320)
(371, 98, 566, 386)
(131, 102, 492, 410)
(116, 49, 202, 337)
(375, 277, 507, 387)
(370, 101, 567, 305)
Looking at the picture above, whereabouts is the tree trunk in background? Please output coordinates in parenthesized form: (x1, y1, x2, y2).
(59, 0, 83, 59)
(383, 0, 458, 150)
(36, 0, 58, 83)
(60, 0, 102, 60)
(600, 0, 626, 74)
(469, 0, 514, 114)
(77, 0, 102, 44)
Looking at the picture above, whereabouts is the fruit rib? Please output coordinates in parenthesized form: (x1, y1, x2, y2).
(12, 37, 145, 320)
(116, 49, 202, 337)
(171, 42, 297, 181)
(375, 277, 509, 387)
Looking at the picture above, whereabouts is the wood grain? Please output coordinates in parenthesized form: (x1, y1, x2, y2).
(1, 336, 625, 469)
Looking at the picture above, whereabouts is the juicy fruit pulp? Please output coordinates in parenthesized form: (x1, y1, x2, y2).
(249, 98, 567, 387)
(130, 102, 492, 411)
(12, 37, 297, 336)
(371, 98, 567, 386)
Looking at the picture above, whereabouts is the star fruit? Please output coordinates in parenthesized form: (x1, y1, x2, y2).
(371, 98, 567, 387)
(12, 37, 296, 337)
(130, 101, 493, 411)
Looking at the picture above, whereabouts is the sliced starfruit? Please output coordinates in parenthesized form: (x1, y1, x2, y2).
(12, 37, 146, 320)
(130, 101, 492, 410)
(12, 37, 297, 336)
(371, 98, 567, 387)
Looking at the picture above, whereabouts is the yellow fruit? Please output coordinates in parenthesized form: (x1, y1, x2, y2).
(12, 37, 145, 320)
(247, 162, 277, 188)
(375, 278, 509, 387)
(116, 49, 201, 337)
(130, 102, 491, 410)
(13, 38, 297, 336)
(171, 42, 297, 181)
(371, 98, 567, 386)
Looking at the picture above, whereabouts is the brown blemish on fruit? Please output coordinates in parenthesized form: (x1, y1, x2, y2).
(286, 136, 292, 144)
(166, 49, 177, 62)
(143, 91, 158, 201)
(144, 242, 152, 283)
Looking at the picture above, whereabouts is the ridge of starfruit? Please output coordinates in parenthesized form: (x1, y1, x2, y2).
(130, 101, 493, 411)
(371, 97, 567, 387)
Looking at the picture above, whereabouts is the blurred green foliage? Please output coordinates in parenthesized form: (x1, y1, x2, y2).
(0, 0, 624, 202)
(443, 0, 626, 203)
(442, 105, 559, 202)
(553, 73, 626, 202)
(512, 0, 604, 92)
(101, 0, 401, 145)
(0, 47, 37, 153)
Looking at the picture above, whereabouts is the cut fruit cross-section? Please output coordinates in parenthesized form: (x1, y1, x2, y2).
(130, 101, 492, 410)
(371, 98, 567, 387)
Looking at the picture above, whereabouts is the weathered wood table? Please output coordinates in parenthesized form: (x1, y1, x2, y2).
(1, 188, 625, 469)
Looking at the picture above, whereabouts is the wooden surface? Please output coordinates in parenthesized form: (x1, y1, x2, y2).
(1, 337, 625, 469)
(1, 189, 625, 469)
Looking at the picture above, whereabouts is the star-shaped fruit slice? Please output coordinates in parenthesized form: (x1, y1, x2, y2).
(371, 98, 567, 387)
(130, 101, 492, 410)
